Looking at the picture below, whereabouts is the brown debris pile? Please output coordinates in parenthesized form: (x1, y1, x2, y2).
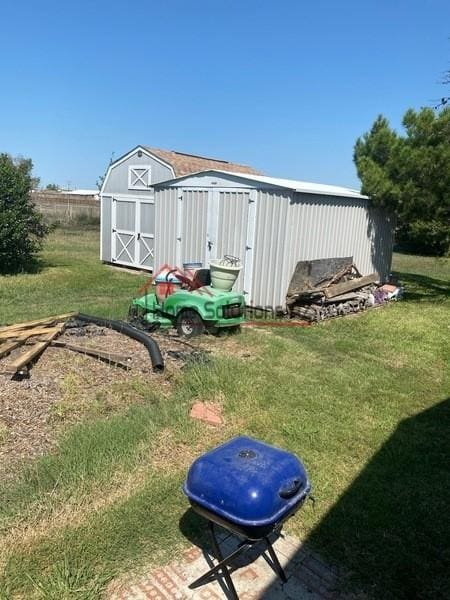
(287, 257, 402, 322)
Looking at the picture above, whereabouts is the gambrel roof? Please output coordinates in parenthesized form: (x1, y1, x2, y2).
(143, 146, 261, 177)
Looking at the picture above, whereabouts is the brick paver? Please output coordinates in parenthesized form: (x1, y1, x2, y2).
(107, 530, 343, 600)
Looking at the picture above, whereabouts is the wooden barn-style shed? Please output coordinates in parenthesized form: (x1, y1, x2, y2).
(99, 145, 259, 270)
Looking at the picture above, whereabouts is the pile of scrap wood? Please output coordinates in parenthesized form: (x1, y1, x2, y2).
(0, 313, 131, 378)
(286, 257, 399, 322)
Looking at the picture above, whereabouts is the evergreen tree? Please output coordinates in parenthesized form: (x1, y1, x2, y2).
(354, 108, 450, 255)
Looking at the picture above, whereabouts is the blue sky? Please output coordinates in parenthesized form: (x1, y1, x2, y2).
(0, 0, 448, 189)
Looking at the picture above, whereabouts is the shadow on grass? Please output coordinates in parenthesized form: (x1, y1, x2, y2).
(0, 246, 73, 275)
(393, 270, 450, 302)
(393, 271, 450, 302)
(179, 507, 212, 552)
(0, 256, 45, 276)
(261, 398, 450, 599)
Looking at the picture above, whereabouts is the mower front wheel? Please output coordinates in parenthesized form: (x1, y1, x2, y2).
(176, 310, 205, 338)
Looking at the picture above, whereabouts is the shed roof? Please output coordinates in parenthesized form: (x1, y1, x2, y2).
(223, 171, 368, 199)
(154, 169, 368, 200)
(144, 147, 261, 177)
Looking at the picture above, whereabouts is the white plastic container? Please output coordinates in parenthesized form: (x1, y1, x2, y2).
(210, 257, 242, 291)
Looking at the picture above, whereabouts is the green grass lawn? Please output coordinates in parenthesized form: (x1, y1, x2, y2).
(0, 227, 148, 324)
(0, 228, 449, 599)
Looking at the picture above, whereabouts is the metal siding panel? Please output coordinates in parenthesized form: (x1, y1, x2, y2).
(272, 194, 288, 310)
(252, 190, 291, 309)
(154, 188, 179, 270)
(355, 205, 371, 274)
(101, 195, 112, 262)
(252, 192, 393, 310)
(275, 193, 309, 310)
(251, 191, 267, 307)
(278, 196, 301, 309)
(367, 207, 395, 279)
(181, 190, 208, 265)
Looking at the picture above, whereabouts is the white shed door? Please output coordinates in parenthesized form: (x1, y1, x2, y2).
(112, 197, 136, 267)
(112, 197, 155, 270)
(175, 188, 256, 297)
(179, 190, 208, 265)
(216, 190, 254, 294)
(137, 200, 155, 269)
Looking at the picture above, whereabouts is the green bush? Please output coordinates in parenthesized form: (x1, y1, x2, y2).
(0, 154, 48, 274)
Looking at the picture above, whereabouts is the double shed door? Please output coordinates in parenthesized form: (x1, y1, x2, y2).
(111, 196, 155, 269)
(178, 188, 256, 296)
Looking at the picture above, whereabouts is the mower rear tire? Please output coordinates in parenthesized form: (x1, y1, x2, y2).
(227, 325, 242, 335)
(176, 310, 205, 338)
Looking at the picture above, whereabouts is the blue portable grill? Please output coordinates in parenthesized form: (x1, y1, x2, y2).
(183, 436, 311, 599)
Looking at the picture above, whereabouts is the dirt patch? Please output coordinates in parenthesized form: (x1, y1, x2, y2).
(0, 326, 210, 481)
(0, 325, 262, 482)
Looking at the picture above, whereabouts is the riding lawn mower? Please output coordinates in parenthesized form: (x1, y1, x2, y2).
(129, 256, 246, 338)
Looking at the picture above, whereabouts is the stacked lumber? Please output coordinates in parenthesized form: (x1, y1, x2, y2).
(0, 313, 75, 377)
(0, 313, 132, 378)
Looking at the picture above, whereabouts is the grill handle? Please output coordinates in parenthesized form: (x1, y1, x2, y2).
(279, 479, 302, 499)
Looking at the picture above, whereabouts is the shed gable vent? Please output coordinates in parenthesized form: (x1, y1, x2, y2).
(128, 165, 151, 190)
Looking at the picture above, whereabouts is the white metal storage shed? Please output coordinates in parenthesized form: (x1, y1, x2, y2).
(153, 170, 394, 311)
(99, 145, 259, 270)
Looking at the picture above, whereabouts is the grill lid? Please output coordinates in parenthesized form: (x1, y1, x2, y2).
(183, 436, 310, 527)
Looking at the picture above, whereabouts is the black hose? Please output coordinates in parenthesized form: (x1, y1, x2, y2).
(76, 314, 164, 372)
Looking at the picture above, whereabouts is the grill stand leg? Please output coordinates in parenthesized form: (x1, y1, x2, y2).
(188, 522, 287, 598)
(189, 522, 249, 599)
(264, 536, 287, 583)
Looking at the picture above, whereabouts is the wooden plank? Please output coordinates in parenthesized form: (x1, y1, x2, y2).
(0, 339, 24, 360)
(2, 325, 64, 376)
(323, 273, 378, 299)
(324, 292, 360, 303)
(0, 313, 77, 334)
(324, 265, 353, 288)
(49, 340, 131, 368)
(287, 257, 353, 297)
(0, 326, 63, 342)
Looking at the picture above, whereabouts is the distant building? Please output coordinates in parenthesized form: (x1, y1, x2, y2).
(68, 189, 99, 199)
